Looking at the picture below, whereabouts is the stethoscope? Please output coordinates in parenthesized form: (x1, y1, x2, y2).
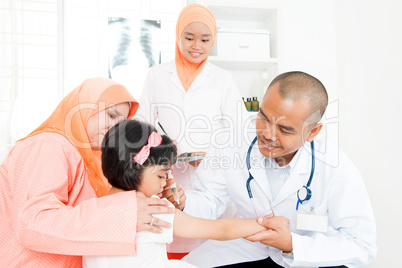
(246, 136, 316, 217)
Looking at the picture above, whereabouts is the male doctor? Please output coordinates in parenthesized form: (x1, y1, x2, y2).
(180, 71, 377, 267)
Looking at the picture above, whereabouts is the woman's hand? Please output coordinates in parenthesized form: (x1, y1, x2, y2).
(136, 192, 175, 233)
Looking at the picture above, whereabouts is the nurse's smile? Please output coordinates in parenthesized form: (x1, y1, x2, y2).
(189, 51, 202, 58)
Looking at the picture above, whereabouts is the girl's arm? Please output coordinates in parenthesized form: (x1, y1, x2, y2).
(173, 209, 266, 241)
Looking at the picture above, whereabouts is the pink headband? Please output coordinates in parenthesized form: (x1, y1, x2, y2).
(133, 132, 163, 165)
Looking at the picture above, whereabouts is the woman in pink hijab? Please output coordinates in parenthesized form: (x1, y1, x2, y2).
(0, 77, 174, 267)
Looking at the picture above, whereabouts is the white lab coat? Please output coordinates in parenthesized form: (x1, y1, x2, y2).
(135, 60, 248, 252)
(183, 133, 377, 268)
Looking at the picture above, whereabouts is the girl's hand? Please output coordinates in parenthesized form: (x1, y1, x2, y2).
(160, 177, 186, 210)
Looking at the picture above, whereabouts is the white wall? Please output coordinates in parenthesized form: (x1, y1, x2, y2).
(278, 0, 402, 266)
(277, 0, 338, 101)
(336, 0, 402, 267)
(275, 0, 339, 147)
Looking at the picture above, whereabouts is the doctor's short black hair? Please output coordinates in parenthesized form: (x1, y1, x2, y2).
(101, 119, 177, 191)
(267, 71, 328, 122)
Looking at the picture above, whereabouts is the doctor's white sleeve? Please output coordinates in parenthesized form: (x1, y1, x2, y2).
(183, 147, 231, 220)
(284, 156, 377, 267)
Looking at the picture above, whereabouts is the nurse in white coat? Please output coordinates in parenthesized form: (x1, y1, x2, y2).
(182, 71, 377, 268)
(135, 4, 248, 254)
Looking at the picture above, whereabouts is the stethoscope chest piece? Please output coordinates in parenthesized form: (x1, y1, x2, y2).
(297, 185, 312, 202)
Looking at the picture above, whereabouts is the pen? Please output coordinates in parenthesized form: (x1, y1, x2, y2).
(168, 170, 180, 205)
(157, 120, 169, 136)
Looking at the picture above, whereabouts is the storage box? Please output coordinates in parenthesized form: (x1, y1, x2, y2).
(213, 28, 270, 61)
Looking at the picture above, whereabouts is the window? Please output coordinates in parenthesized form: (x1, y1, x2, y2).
(0, 0, 185, 162)
(0, 0, 60, 161)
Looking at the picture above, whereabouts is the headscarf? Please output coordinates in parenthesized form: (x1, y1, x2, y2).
(175, 4, 217, 91)
(20, 77, 139, 197)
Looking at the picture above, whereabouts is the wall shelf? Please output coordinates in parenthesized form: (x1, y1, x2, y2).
(196, 0, 279, 101)
(208, 56, 277, 71)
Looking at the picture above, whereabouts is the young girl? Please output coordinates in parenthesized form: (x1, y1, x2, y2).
(83, 119, 272, 268)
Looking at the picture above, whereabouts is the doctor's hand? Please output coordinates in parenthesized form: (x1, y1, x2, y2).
(136, 192, 174, 233)
(160, 176, 186, 211)
(245, 215, 292, 253)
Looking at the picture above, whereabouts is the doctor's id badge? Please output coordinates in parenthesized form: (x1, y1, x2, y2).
(296, 206, 328, 232)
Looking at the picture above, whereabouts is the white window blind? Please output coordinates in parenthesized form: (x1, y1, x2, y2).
(0, 0, 185, 162)
(0, 0, 60, 162)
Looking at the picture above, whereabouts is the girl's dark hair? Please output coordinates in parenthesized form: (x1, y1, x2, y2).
(101, 119, 177, 191)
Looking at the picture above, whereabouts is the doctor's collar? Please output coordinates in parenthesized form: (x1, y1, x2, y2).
(264, 147, 303, 174)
